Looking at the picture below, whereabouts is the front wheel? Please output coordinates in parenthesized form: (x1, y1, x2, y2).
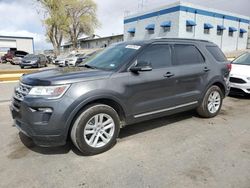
(71, 104, 120, 155)
(196, 85, 223, 118)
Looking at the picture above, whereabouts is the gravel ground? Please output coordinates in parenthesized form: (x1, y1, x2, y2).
(0, 82, 250, 188)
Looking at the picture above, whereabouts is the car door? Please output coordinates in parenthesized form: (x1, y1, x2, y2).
(171, 43, 208, 105)
(127, 44, 179, 117)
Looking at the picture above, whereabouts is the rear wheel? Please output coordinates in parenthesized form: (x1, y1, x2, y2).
(71, 104, 120, 155)
(20, 66, 24, 69)
(197, 85, 223, 118)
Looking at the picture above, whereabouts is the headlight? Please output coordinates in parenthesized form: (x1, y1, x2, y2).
(28, 84, 70, 99)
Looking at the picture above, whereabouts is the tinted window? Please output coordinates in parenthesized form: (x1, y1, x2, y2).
(137, 44, 171, 69)
(206, 46, 227, 62)
(173, 44, 205, 65)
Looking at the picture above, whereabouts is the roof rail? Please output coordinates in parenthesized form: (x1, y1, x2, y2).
(154, 37, 212, 43)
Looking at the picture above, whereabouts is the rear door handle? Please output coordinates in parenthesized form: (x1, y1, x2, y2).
(204, 67, 210, 72)
(164, 72, 175, 78)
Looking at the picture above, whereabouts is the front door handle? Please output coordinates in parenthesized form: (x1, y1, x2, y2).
(204, 67, 210, 72)
(164, 72, 175, 78)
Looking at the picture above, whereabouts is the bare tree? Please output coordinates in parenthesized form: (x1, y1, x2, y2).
(64, 0, 99, 49)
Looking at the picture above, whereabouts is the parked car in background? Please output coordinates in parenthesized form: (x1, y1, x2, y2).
(1, 50, 14, 63)
(54, 54, 67, 65)
(10, 39, 231, 155)
(65, 53, 83, 67)
(1, 50, 28, 65)
(229, 52, 250, 95)
(57, 54, 79, 67)
(20, 54, 48, 69)
(12, 51, 29, 65)
(46, 55, 55, 64)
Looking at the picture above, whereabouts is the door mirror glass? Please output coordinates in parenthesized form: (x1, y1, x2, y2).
(130, 61, 152, 72)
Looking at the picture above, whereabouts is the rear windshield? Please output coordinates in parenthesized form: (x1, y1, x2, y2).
(206, 46, 227, 62)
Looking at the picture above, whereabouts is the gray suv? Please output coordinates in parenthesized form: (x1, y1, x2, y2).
(10, 38, 231, 155)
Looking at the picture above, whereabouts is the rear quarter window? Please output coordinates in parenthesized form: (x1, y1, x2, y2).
(206, 46, 227, 62)
(173, 44, 205, 66)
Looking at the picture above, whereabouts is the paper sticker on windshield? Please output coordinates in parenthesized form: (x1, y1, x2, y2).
(125, 45, 141, 50)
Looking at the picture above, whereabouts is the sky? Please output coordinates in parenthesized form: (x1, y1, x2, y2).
(0, 0, 249, 51)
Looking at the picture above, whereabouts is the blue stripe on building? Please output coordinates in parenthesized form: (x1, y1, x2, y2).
(124, 5, 250, 24)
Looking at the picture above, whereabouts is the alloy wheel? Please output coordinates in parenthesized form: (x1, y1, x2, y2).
(207, 91, 221, 113)
(84, 113, 115, 148)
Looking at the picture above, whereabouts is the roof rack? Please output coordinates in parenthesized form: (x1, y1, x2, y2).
(154, 37, 212, 43)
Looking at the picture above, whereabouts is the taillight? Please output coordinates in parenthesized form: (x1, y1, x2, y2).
(226, 63, 232, 72)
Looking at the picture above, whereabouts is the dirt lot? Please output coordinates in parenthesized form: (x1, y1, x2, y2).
(0, 82, 250, 188)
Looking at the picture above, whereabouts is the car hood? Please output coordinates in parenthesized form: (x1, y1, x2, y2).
(21, 67, 112, 86)
(231, 64, 250, 77)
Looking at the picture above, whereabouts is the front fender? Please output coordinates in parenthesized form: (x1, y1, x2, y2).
(63, 90, 128, 135)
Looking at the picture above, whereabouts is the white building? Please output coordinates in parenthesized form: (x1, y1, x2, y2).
(124, 2, 250, 52)
(0, 35, 34, 54)
(62, 34, 123, 50)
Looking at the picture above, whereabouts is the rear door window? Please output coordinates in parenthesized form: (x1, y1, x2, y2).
(206, 46, 227, 62)
(173, 44, 205, 66)
(137, 44, 172, 69)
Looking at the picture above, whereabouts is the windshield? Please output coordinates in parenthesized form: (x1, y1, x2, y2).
(24, 54, 37, 60)
(232, 53, 250, 65)
(84, 43, 141, 71)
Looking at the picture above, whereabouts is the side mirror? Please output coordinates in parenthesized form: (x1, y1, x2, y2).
(130, 61, 152, 72)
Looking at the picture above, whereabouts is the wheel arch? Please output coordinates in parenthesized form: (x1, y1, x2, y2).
(212, 81, 226, 97)
(204, 76, 227, 97)
(65, 95, 127, 139)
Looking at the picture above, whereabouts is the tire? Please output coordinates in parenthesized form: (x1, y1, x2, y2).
(71, 104, 120, 155)
(20, 66, 24, 69)
(196, 85, 223, 118)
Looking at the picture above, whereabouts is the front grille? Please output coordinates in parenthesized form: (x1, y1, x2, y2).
(229, 77, 246, 84)
(14, 83, 32, 101)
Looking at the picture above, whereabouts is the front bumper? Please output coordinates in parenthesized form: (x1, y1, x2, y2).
(10, 96, 73, 147)
(229, 77, 250, 94)
(20, 62, 38, 67)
